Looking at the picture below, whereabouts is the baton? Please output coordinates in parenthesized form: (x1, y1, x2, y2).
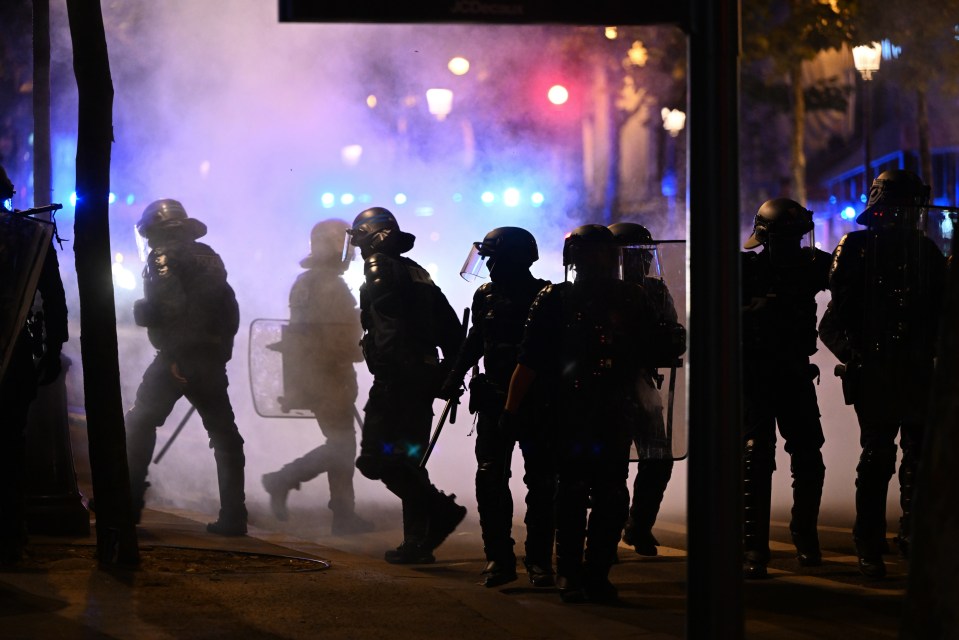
(420, 398, 455, 468)
(153, 405, 197, 464)
(353, 404, 364, 429)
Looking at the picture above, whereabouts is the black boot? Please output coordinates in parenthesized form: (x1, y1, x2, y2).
(481, 558, 518, 587)
(261, 472, 291, 521)
(743, 439, 773, 580)
(853, 446, 894, 578)
(425, 491, 466, 552)
(855, 538, 886, 579)
(207, 449, 248, 536)
(385, 498, 433, 564)
(624, 459, 673, 556)
(790, 451, 825, 567)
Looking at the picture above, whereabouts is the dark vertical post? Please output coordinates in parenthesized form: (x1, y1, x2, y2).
(32, 0, 51, 207)
(687, 0, 743, 637)
(66, 0, 138, 566)
(863, 76, 873, 188)
(901, 234, 959, 637)
(25, 0, 89, 538)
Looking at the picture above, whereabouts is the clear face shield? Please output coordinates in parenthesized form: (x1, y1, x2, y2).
(134, 225, 150, 262)
(565, 246, 621, 283)
(460, 242, 491, 281)
(341, 229, 356, 263)
(618, 244, 662, 285)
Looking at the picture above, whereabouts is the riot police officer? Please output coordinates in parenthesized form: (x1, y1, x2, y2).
(608, 222, 682, 557)
(0, 166, 68, 564)
(822, 170, 946, 578)
(740, 198, 831, 579)
(261, 219, 373, 535)
(125, 199, 247, 536)
(501, 224, 679, 603)
(439, 226, 554, 587)
(347, 207, 467, 564)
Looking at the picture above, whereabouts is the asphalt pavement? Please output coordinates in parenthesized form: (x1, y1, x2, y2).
(0, 501, 908, 640)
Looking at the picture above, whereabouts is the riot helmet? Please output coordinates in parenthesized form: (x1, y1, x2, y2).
(135, 199, 207, 257)
(460, 226, 538, 282)
(302, 219, 352, 270)
(743, 198, 814, 250)
(345, 206, 414, 259)
(856, 169, 930, 228)
(608, 221, 661, 284)
(563, 224, 618, 283)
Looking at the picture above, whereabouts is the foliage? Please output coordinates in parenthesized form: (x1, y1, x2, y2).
(857, 0, 959, 95)
(743, 0, 859, 70)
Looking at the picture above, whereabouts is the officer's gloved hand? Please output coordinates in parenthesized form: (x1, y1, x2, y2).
(437, 373, 464, 401)
(36, 347, 62, 386)
(498, 410, 520, 443)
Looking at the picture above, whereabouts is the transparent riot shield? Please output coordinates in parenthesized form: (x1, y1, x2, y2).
(0, 211, 54, 381)
(248, 318, 314, 419)
(630, 239, 687, 462)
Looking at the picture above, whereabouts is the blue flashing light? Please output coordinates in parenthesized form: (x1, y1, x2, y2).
(69, 192, 77, 207)
(531, 192, 545, 206)
(108, 192, 116, 204)
(320, 192, 335, 208)
(840, 206, 857, 221)
(394, 193, 408, 205)
(415, 207, 434, 217)
(452, 193, 463, 203)
(480, 191, 495, 205)
(126, 194, 135, 206)
(340, 193, 355, 205)
(503, 188, 521, 207)
(828, 195, 837, 205)
(358, 193, 372, 203)
(860, 193, 868, 204)
(407, 443, 422, 459)
(2, 198, 12, 212)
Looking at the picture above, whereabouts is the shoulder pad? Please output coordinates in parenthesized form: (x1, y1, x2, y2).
(364, 252, 396, 284)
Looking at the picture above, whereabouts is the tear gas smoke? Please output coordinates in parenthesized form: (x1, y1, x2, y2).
(45, 1, 887, 541)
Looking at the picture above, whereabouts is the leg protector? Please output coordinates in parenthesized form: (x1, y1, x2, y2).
(852, 444, 896, 549)
(207, 449, 247, 535)
(476, 460, 515, 562)
(789, 449, 825, 566)
(743, 438, 775, 568)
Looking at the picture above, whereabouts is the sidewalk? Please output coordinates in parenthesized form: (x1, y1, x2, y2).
(1, 507, 688, 640)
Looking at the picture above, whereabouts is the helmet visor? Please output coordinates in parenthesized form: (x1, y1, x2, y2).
(341, 229, 356, 263)
(460, 243, 490, 281)
(618, 244, 661, 284)
(134, 224, 150, 262)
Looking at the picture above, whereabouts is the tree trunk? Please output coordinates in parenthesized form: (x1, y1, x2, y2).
(32, 0, 51, 209)
(789, 63, 806, 205)
(916, 86, 933, 197)
(66, 0, 138, 566)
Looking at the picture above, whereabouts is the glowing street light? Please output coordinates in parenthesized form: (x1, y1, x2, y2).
(853, 42, 882, 186)
(661, 108, 686, 137)
(547, 85, 569, 106)
(448, 57, 470, 76)
(425, 88, 454, 120)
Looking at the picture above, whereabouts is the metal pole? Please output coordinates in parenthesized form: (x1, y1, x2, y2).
(687, 0, 743, 636)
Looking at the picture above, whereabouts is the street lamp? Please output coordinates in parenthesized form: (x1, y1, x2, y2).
(425, 88, 453, 121)
(853, 42, 882, 188)
(661, 108, 686, 231)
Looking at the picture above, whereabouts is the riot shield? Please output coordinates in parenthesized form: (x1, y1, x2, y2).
(249, 318, 313, 418)
(630, 239, 687, 462)
(249, 317, 363, 420)
(0, 211, 54, 381)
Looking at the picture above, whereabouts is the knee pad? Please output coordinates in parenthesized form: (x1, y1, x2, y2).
(209, 429, 245, 455)
(790, 449, 825, 479)
(857, 445, 897, 481)
(355, 454, 384, 480)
